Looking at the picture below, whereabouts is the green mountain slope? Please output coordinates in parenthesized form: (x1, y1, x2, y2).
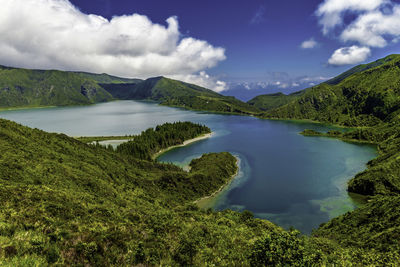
(2, 118, 397, 265)
(247, 91, 304, 111)
(0, 66, 113, 108)
(0, 64, 260, 115)
(326, 54, 400, 85)
(101, 76, 261, 115)
(264, 54, 400, 126)
(257, 54, 400, 260)
(1, 118, 397, 265)
(0, 118, 322, 265)
(75, 72, 143, 84)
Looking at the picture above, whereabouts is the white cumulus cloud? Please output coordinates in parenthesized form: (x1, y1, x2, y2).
(316, 0, 386, 34)
(316, 0, 400, 65)
(340, 6, 400, 47)
(0, 0, 227, 91)
(300, 38, 318, 49)
(328, 46, 371, 65)
(170, 71, 228, 93)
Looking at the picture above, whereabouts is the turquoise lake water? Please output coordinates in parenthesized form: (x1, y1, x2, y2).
(0, 100, 377, 233)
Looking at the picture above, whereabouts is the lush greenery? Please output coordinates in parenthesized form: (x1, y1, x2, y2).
(262, 54, 400, 264)
(325, 54, 399, 85)
(0, 118, 261, 265)
(1, 118, 398, 265)
(0, 66, 113, 108)
(116, 122, 211, 160)
(76, 135, 134, 144)
(2, 54, 400, 265)
(75, 72, 142, 84)
(102, 76, 261, 115)
(264, 54, 400, 126)
(247, 91, 304, 111)
(0, 64, 260, 115)
(314, 195, 400, 262)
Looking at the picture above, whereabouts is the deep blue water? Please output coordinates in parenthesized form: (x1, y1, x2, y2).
(0, 100, 377, 233)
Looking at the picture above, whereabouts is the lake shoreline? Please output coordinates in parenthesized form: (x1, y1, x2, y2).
(152, 132, 213, 160)
(194, 156, 240, 208)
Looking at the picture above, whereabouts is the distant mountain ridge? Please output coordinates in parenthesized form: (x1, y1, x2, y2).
(0, 65, 259, 115)
(248, 54, 400, 126)
(253, 54, 400, 262)
(100, 76, 260, 115)
(247, 91, 304, 111)
(0, 65, 113, 108)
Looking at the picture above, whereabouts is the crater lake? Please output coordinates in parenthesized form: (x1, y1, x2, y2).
(0, 100, 377, 233)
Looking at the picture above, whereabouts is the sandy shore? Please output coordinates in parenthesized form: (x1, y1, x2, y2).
(194, 157, 240, 208)
(152, 132, 213, 160)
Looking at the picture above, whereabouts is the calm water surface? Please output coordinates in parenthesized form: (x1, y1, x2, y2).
(0, 101, 377, 233)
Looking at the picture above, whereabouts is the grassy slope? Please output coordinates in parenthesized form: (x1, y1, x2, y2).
(102, 76, 261, 115)
(75, 72, 143, 84)
(247, 91, 304, 111)
(0, 64, 259, 115)
(3, 119, 393, 265)
(0, 119, 297, 266)
(0, 66, 113, 108)
(326, 54, 399, 85)
(264, 54, 400, 126)
(261, 55, 400, 261)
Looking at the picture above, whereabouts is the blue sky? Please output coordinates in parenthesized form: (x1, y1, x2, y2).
(1, 0, 400, 94)
(69, 0, 400, 81)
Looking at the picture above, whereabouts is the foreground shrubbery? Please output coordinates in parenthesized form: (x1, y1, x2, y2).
(263, 55, 400, 265)
(1, 118, 397, 265)
(0, 119, 309, 265)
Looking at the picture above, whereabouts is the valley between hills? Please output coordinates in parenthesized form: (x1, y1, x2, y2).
(1, 55, 400, 265)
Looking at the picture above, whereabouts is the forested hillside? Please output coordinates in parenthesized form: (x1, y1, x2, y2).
(102, 76, 261, 115)
(2, 55, 400, 265)
(0, 119, 267, 265)
(261, 55, 400, 263)
(116, 122, 211, 160)
(247, 91, 304, 111)
(264, 54, 400, 126)
(0, 64, 260, 115)
(0, 66, 113, 108)
(3, 119, 397, 265)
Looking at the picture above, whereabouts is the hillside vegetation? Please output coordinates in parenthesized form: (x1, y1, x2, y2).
(0, 66, 113, 108)
(75, 72, 142, 84)
(264, 54, 400, 126)
(101, 76, 261, 115)
(0, 64, 260, 115)
(2, 119, 357, 266)
(247, 91, 304, 111)
(263, 54, 400, 262)
(116, 122, 211, 160)
(2, 55, 400, 265)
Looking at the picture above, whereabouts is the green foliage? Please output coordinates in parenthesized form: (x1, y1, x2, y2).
(116, 121, 211, 160)
(250, 230, 313, 266)
(0, 65, 259, 116)
(262, 54, 400, 265)
(264, 54, 400, 127)
(3, 54, 400, 265)
(326, 54, 399, 85)
(76, 135, 134, 143)
(314, 195, 400, 261)
(1, 118, 299, 266)
(102, 76, 261, 115)
(75, 72, 142, 84)
(0, 66, 113, 108)
(247, 91, 303, 111)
